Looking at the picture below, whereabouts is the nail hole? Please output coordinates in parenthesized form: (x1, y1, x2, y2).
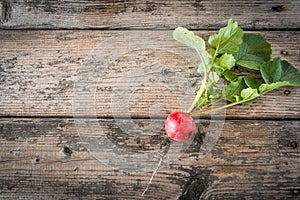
(136, 138, 141, 145)
(35, 157, 40, 163)
(280, 50, 288, 55)
(291, 189, 299, 195)
(284, 90, 291, 96)
(288, 141, 298, 149)
(63, 146, 72, 156)
(271, 5, 285, 12)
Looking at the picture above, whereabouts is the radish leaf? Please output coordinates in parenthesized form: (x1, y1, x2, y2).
(173, 27, 211, 76)
(241, 88, 259, 104)
(222, 77, 247, 102)
(172, 19, 300, 115)
(223, 70, 238, 82)
(261, 57, 300, 86)
(244, 76, 260, 89)
(234, 34, 271, 70)
(258, 57, 300, 93)
(215, 53, 236, 75)
(259, 82, 290, 94)
(208, 19, 243, 54)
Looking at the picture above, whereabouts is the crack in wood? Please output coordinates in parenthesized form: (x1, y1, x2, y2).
(0, 0, 12, 23)
(179, 168, 216, 200)
(272, 5, 286, 12)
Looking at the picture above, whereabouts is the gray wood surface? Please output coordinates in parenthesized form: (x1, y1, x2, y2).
(0, 30, 299, 119)
(0, 0, 299, 30)
(0, 118, 299, 199)
(0, 0, 299, 199)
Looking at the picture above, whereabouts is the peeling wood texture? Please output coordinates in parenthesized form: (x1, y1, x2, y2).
(0, 118, 299, 199)
(0, 30, 299, 119)
(0, 0, 300, 199)
(0, 0, 299, 30)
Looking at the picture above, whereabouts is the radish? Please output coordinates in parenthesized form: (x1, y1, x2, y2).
(162, 21, 300, 142)
(165, 111, 196, 142)
(142, 111, 196, 196)
(142, 19, 300, 196)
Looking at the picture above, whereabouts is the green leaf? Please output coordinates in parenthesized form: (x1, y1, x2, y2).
(197, 86, 220, 108)
(173, 27, 211, 74)
(173, 27, 205, 51)
(215, 53, 236, 74)
(208, 19, 243, 54)
(243, 76, 260, 89)
(174, 20, 300, 115)
(208, 71, 220, 83)
(197, 63, 205, 74)
(222, 77, 247, 102)
(207, 48, 216, 57)
(259, 82, 290, 94)
(197, 97, 210, 108)
(260, 57, 300, 86)
(222, 69, 238, 82)
(241, 88, 259, 104)
(208, 86, 221, 99)
(234, 34, 271, 70)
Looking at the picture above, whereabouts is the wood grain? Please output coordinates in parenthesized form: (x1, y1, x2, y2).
(0, 118, 299, 199)
(0, 0, 299, 30)
(1, 1, 300, 198)
(0, 30, 299, 119)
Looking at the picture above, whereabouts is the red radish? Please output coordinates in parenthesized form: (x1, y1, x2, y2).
(165, 111, 196, 142)
(143, 20, 300, 197)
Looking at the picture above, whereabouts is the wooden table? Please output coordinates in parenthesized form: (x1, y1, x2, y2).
(0, 1, 299, 199)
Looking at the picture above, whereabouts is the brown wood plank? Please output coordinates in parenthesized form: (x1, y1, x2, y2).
(0, 0, 299, 30)
(0, 30, 299, 119)
(0, 118, 299, 199)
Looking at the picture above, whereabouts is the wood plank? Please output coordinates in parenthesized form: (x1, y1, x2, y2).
(0, 118, 299, 199)
(0, 30, 299, 119)
(0, 0, 299, 30)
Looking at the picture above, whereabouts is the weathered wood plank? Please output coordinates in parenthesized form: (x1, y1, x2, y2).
(0, 0, 299, 30)
(0, 118, 299, 199)
(0, 30, 299, 119)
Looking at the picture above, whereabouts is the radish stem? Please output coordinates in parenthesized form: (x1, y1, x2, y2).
(187, 80, 206, 113)
(191, 95, 259, 116)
